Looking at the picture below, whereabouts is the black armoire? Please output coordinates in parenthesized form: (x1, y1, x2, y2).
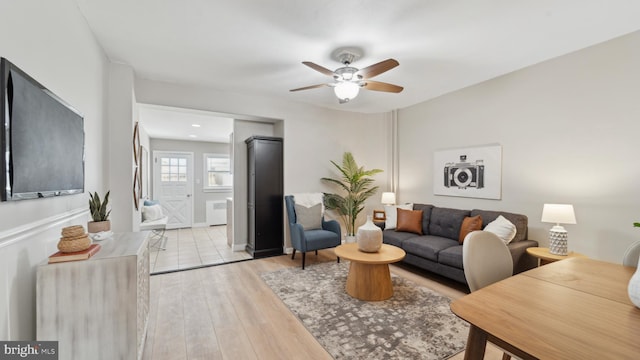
(245, 136, 283, 258)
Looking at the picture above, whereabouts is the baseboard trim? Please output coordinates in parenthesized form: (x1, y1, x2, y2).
(0, 208, 89, 249)
(232, 243, 246, 252)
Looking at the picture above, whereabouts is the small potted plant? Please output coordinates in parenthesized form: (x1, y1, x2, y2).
(88, 190, 111, 233)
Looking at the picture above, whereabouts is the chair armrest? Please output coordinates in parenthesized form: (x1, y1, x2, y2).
(507, 239, 539, 274)
(289, 222, 307, 252)
(322, 218, 341, 238)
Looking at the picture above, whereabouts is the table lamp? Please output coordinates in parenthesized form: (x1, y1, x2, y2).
(381, 192, 396, 205)
(541, 204, 576, 255)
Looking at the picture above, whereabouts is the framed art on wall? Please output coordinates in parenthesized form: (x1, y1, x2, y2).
(140, 146, 149, 199)
(133, 169, 140, 210)
(373, 210, 386, 221)
(132, 122, 140, 166)
(433, 144, 502, 200)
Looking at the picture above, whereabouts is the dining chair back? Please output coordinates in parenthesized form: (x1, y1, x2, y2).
(463, 230, 515, 360)
(463, 230, 514, 292)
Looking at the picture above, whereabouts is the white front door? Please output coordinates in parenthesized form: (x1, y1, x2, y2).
(153, 151, 194, 229)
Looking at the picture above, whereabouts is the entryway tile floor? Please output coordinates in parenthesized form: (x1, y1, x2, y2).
(149, 225, 251, 274)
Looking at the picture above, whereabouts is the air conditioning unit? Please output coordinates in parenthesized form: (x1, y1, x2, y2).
(206, 200, 227, 226)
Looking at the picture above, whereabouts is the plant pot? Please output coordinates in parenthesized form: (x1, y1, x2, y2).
(345, 235, 356, 243)
(356, 215, 383, 252)
(88, 220, 111, 234)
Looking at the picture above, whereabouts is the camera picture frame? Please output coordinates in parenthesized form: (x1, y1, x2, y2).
(433, 144, 502, 200)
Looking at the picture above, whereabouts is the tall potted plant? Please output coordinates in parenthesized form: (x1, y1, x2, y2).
(88, 190, 111, 233)
(322, 152, 382, 240)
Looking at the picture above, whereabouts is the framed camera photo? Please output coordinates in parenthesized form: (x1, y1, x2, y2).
(373, 210, 386, 221)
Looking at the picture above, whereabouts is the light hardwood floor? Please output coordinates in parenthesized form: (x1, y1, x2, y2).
(143, 250, 507, 359)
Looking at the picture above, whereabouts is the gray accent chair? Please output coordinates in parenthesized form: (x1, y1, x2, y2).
(285, 195, 341, 269)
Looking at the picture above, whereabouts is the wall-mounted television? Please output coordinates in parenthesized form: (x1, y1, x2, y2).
(1, 58, 85, 201)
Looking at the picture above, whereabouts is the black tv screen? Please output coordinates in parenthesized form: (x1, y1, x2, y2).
(1, 58, 85, 201)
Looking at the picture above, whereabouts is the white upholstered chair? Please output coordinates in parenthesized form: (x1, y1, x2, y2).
(463, 230, 514, 360)
(463, 230, 513, 292)
(623, 241, 640, 267)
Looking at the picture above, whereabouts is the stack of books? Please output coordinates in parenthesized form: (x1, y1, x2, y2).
(48, 243, 102, 264)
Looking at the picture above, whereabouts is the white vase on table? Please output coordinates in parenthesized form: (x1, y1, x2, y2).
(356, 215, 383, 252)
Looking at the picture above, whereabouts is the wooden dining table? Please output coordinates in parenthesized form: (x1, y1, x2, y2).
(450, 257, 640, 360)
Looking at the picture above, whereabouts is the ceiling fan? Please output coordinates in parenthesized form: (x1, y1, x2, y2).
(290, 48, 404, 104)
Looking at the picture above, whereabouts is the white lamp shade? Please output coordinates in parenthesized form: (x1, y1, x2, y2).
(541, 204, 576, 225)
(334, 81, 360, 100)
(381, 192, 396, 205)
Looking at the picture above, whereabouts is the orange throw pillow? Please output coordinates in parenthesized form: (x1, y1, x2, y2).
(396, 208, 424, 235)
(459, 215, 483, 244)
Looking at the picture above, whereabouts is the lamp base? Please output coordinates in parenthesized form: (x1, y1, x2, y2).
(548, 225, 568, 256)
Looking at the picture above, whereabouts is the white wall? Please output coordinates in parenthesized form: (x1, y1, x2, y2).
(135, 79, 391, 247)
(397, 31, 640, 262)
(0, 0, 108, 340)
(108, 63, 137, 232)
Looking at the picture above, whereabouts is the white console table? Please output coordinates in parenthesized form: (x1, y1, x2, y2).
(37, 232, 150, 360)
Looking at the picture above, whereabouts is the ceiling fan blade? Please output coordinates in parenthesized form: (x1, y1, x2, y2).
(302, 61, 335, 76)
(289, 83, 328, 92)
(357, 59, 399, 79)
(363, 80, 404, 93)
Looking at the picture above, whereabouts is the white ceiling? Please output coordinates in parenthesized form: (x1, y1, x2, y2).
(76, 0, 640, 117)
(138, 104, 233, 143)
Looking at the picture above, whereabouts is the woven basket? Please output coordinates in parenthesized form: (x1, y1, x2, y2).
(58, 236, 91, 253)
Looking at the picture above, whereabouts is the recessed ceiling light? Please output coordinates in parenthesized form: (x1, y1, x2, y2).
(192, 124, 201, 128)
(189, 134, 197, 138)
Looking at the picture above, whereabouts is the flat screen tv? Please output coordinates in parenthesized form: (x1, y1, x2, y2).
(1, 58, 85, 201)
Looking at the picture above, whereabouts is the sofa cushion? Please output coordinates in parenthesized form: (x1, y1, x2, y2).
(294, 203, 322, 230)
(396, 208, 424, 235)
(382, 230, 416, 248)
(438, 245, 463, 269)
(471, 209, 528, 242)
(413, 204, 434, 235)
(484, 215, 517, 244)
(384, 203, 413, 230)
(429, 207, 470, 240)
(402, 235, 459, 261)
(459, 215, 483, 244)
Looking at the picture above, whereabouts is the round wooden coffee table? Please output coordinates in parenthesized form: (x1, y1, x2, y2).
(334, 243, 406, 301)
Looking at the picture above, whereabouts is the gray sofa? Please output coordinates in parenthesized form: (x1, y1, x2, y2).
(382, 204, 538, 285)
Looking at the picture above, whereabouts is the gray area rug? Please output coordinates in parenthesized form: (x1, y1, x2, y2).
(261, 261, 469, 359)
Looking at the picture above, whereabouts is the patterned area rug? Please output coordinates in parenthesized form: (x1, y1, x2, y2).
(261, 261, 469, 359)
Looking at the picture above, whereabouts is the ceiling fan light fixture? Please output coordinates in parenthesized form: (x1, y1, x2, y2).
(334, 81, 360, 101)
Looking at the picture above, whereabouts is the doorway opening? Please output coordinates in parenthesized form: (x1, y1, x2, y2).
(138, 103, 282, 274)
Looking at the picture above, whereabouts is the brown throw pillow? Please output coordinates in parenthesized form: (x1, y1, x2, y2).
(459, 215, 483, 244)
(396, 208, 424, 235)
